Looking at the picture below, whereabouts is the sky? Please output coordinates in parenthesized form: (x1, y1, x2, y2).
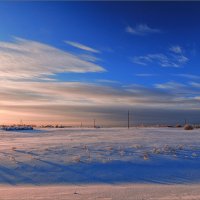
(1, 2, 200, 126)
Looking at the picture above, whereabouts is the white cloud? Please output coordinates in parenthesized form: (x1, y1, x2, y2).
(65, 40, 100, 53)
(136, 74, 156, 77)
(132, 51, 188, 68)
(126, 24, 161, 36)
(169, 45, 183, 54)
(96, 79, 119, 84)
(154, 81, 185, 89)
(175, 74, 200, 79)
(2, 80, 200, 125)
(79, 54, 101, 62)
(190, 82, 200, 88)
(0, 37, 105, 81)
(1, 80, 199, 109)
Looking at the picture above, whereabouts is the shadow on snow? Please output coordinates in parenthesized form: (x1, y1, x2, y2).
(0, 158, 200, 185)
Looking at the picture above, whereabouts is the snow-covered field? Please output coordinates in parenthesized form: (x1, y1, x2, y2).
(0, 127, 200, 199)
(0, 184, 200, 200)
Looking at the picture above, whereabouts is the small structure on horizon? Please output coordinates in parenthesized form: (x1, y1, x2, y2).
(93, 119, 101, 128)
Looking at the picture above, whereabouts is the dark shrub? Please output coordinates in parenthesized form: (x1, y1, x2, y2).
(184, 124, 193, 130)
(176, 124, 182, 128)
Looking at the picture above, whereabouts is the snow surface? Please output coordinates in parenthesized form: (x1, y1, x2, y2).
(0, 127, 200, 199)
(0, 184, 200, 200)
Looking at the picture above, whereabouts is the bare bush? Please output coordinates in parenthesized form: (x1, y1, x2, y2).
(176, 124, 182, 128)
(184, 124, 194, 130)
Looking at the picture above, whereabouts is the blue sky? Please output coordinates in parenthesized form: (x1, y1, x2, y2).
(1, 2, 200, 126)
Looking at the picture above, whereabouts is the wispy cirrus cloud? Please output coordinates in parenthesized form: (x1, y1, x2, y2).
(1, 80, 200, 125)
(189, 82, 200, 88)
(169, 45, 183, 54)
(135, 73, 157, 77)
(65, 40, 100, 53)
(0, 37, 105, 81)
(132, 45, 188, 68)
(132, 53, 188, 67)
(126, 24, 161, 36)
(1, 81, 200, 108)
(79, 54, 101, 62)
(95, 79, 119, 85)
(154, 81, 186, 89)
(175, 74, 200, 79)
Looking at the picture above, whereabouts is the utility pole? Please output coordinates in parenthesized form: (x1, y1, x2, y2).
(81, 122, 83, 128)
(184, 119, 187, 125)
(128, 110, 130, 129)
(94, 119, 96, 128)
